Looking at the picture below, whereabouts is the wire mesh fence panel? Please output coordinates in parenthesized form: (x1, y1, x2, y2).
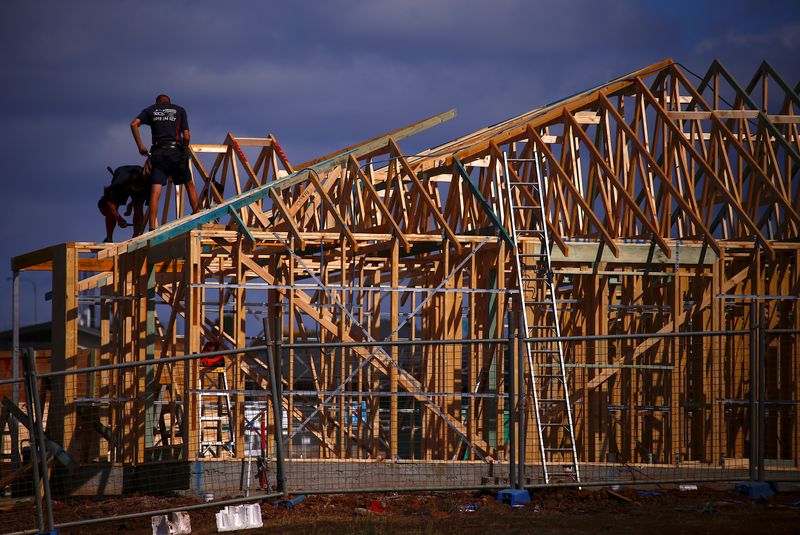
(1, 327, 798, 532)
(514, 329, 800, 487)
(763, 328, 800, 481)
(0, 347, 283, 534)
(281, 339, 511, 492)
(0, 375, 37, 534)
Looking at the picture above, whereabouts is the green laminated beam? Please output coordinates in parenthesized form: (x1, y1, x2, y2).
(453, 156, 514, 248)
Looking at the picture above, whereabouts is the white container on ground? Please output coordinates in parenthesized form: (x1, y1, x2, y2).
(151, 511, 192, 535)
(215, 503, 263, 532)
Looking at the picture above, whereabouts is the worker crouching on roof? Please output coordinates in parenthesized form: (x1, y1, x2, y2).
(130, 94, 200, 231)
(98, 165, 149, 243)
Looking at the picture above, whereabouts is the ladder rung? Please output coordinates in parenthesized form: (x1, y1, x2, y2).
(540, 422, 567, 427)
(538, 399, 568, 404)
(517, 231, 546, 237)
(544, 447, 575, 452)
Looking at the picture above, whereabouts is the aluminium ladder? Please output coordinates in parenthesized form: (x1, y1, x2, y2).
(198, 363, 236, 458)
(502, 149, 580, 484)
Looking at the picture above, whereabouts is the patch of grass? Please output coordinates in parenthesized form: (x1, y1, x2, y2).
(350, 518, 387, 535)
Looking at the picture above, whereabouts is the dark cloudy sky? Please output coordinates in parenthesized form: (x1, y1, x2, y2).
(1, 0, 798, 329)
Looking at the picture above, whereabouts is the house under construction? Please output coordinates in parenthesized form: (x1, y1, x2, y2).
(7, 59, 800, 492)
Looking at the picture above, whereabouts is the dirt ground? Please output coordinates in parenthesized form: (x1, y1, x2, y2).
(2, 485, 800, 534)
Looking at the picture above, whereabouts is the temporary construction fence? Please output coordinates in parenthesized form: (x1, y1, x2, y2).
(1, 322, 798, 534)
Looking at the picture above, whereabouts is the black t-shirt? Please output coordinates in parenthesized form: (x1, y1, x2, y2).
(136, 103, 189, 145)
(106, 165, 148, 206)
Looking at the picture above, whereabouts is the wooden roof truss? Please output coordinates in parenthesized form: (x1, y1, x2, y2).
(12, 60, 800, 469)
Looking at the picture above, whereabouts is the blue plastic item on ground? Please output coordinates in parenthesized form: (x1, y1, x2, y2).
(273, 494, 307, 509)
(497, 488, 531, 507)
(735, 481, 777, 500)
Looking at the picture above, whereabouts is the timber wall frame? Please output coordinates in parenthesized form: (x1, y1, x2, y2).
(8, 59, 800, 474)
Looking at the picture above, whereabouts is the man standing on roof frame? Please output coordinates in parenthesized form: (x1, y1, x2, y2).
(130, 94, 200, 230)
